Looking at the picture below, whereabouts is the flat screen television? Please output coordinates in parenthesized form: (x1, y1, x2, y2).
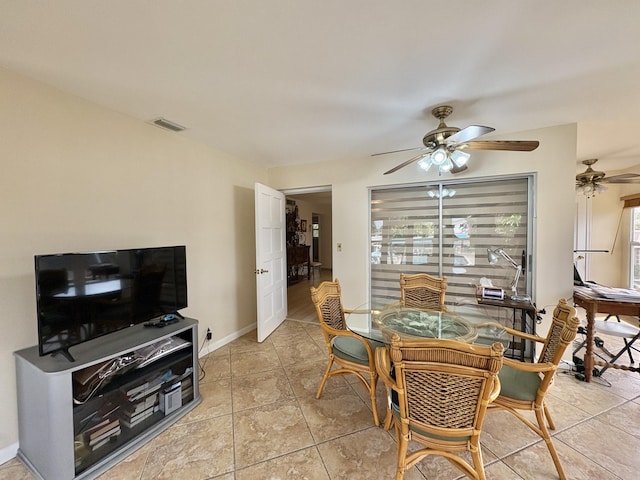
(35, 246, 187, 361)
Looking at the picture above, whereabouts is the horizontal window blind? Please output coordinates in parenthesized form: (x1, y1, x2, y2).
(370, 178, 531, 308)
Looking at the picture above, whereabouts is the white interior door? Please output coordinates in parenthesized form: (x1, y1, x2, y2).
(255, 183, 287, 342)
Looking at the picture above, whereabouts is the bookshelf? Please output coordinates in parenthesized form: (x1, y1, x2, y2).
(14, 318, 201, 480)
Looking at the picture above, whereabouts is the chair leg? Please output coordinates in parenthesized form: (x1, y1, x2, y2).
(395, 431, 409, 480)
(383, 386, 394, 430)
(623, 338, 635, 364)
(600, 330, 640, 375)
(543, 402, 556, 430)
(470, 446, 487, 480)
(368, 373, 380, 426)
(316, 357, 334, 399)
(535, 407, 566, 480)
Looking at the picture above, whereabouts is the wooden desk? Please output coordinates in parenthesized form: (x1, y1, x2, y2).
(573, 286, 640, 382)
(287, 245, 310, 284)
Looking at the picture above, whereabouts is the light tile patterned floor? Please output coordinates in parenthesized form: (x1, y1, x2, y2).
(2, 271, 640, 479)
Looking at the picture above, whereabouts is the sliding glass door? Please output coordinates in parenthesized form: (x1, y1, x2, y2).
(370, 176, 533, 308)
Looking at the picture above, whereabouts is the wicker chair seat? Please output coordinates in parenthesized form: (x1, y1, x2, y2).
(497, 365, 541, 401)
(332, 336, 384, 364)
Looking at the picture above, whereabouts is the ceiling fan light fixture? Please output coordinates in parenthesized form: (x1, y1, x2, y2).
(418, 157, 432, 172)
(450, 149, 470, 167)
(440, 158, 453, 172)
(427, 187, 456, 198)
(576, 182, 607, 198)
(430, 147, 448, 166)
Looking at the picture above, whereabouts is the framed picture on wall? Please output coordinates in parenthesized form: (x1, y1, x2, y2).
(300, 220, 307, 231)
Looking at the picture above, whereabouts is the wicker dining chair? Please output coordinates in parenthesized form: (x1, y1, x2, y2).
(310, 279, 381, 426)
(489, 298, 579, 480)
(400, 272, 448, 311)
(376, 335, 504, 480)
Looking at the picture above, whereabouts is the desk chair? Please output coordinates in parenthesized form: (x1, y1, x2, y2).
(574, 315, 640, 376)
(376, 335, 504, 480)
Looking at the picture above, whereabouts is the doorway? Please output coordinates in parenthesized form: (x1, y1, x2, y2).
(283, 188, 332, 321)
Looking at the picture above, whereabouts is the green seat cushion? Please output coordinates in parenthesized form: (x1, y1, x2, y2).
(332, 336, 384, 364)
(498, 364, 541, 401)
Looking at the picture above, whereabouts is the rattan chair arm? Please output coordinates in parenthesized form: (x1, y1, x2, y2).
(502, 357, 556, 373)
(375, 346, 396, 389)
(488, 377, 501, 403)
(501, 326, 545, 344)
(343, 308, 374, 315)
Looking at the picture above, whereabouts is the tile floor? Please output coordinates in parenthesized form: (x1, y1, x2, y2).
(2, 271, 640, 479)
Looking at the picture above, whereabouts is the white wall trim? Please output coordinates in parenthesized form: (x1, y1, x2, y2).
(0, 442, 18, 466)
(197, 324, 256, 358)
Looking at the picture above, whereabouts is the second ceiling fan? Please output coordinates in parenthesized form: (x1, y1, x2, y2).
(374, 105, 539, 175)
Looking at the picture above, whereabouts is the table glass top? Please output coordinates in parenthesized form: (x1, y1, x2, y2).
(346, 303, 509, 347)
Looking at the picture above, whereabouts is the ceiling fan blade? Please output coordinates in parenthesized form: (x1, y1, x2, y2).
(600, 173, 640, 183)
(371, 147, 423, 157)
(383, 151, 431, 175)
(445, 125, 495, 145)
(464, 140, 539, 151)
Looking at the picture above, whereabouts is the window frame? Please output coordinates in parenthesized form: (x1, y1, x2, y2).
(368, 174, 535, 308)
(629, 206, 640, 289)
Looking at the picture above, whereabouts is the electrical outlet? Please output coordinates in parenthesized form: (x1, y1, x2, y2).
(206, 328, 212, 340)
(337, 242, 342, 252)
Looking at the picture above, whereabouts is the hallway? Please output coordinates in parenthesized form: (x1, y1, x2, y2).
(286, 269, 332, 323)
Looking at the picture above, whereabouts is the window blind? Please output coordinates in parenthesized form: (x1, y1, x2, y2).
(370, 177, 531, 307)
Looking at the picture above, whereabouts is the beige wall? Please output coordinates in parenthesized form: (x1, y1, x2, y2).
(577, 171, 640, 288)
(268, 123, 578, 338)
(0, 68, 267, 456)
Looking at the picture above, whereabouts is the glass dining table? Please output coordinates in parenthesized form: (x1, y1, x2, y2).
(346, 302, 510, 348)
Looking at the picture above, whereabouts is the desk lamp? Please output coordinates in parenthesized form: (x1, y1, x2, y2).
(487, 248, 531, 302)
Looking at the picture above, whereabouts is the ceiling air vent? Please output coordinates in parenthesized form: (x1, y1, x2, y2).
(150, 117, 186, 132)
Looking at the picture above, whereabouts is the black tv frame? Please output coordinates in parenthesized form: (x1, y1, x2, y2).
(35, 246, 187, 362)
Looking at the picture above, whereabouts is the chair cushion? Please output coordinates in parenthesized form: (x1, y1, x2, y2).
(332, 336, 384, 364)
(497, 364, 541, 401)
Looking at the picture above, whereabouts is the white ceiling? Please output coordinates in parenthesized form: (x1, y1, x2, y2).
(3, 1, 640, 175)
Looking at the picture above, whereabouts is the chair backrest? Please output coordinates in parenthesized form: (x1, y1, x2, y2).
(400, 272, 447, 310)
(389, 335, 503, 440)
(310, 279, 346, 332)
(537, 298, 580, 366)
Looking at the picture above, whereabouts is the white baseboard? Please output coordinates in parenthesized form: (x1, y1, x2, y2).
(0, 442, 18, 466)
(198, 324, 256, 358)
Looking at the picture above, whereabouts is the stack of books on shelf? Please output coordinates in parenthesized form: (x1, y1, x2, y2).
(121, 392, 159, 428)
(76, 417, 121, 452)
(120, 372, 171, 428)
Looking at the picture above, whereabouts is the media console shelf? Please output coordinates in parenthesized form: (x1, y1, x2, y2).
(14, 318, 201, 480)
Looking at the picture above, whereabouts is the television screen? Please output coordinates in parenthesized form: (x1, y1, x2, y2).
(35, 246, 187, 360)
